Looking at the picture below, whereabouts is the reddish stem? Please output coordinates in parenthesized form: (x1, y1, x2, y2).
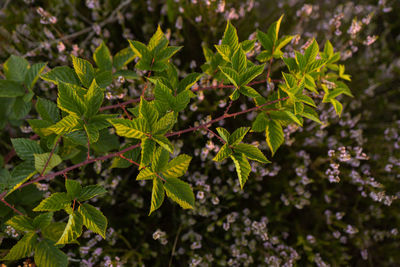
(1, 198, 24, 215)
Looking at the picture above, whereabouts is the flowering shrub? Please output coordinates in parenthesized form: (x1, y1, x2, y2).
(0, 0, 399, 266)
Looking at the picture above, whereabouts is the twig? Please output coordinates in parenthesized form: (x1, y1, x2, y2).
(203, 126, 226, 144)
(0, 97, 288, 196)
(39, 136, 62, 177)
(1, 198, 24, 215)
(168, 224, 183, 267)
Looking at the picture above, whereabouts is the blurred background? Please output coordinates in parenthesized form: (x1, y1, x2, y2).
(0, 0, 399, 266)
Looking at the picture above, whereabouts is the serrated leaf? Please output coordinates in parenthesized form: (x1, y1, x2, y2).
(78, 203, 107, 238)
(40, 66, 80, 85)
(33, 192, 71, 212)
(34, 153, 62, 174)
(161, 154, 192, 179)
(65, 179, 82, 199)
(330, 98, 343, 117)
(233, 143, 270, 163)
(158, 46, 182, 61)
(6, 215, 35, 232)
(57, 82, 86, 116)
(137, 168, 156, 180)
(215, 44, 231, 62)
(149, 177, 165, 215)
(164, 178, 194, 209)
(24, 62, 47, 90)
(77, 185, 107, 201)
(71, 55, 95, 88)
(95, 70, 113, 88)
(295, 51, 307, 71)
(84, 120, 100, 144)
(228, 127, 250, 145)
(2, 232, 37, 261)
(140, 138, 155, 168)
(94, 41, 112, 71)
(275, 35, 294, 51)
(257, 30, 273, 54)
(301, 105, 322, 124)
(33, 212, 53, 229)
(241, 39, 256, 52)
(265, 120, 284, 156)
(139, 97, 158, 129)
(239, 64, 264, 86)
(36, 97, 60, 123)
(148, 25, 168, 52)
(6, 162, 36, 197)
(177, 73, 202, 93)
(4, 55, 29, 82)
(56, 211, 83, 245)
(252, 112, 268, 132)
(11, 138, 43, 161)
(113, 47, 136, 70)
(153, 111, 176, 135)
(0, 80, 25, 97)
(152, 135, 174, 153)
(152, 147, 169, 172)
(84, 79, 104, 118)
(46, 114, 80, 135)
(232, 47, 247, 73)
(230, 153, 251, 189)
(222, 21, 239, 55)
(108, 118, 149, 139)
(304, 39, 319, 65)
(239, 85, 261, 98)
(213, 144, 232, 162)
(34, 239, 68, 267)
(216, 127, 230, 142)
(218, 66, 239, 87)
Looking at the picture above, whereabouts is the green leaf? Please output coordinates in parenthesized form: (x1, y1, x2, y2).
(213, 144, 232, 162)
(148, 25, 168, 51)
(129, 40, 148, 58)
(46, 114, 80, 135)
(140, 138, 155, 168)
(158, 46, 182, 61)
(215, 44, 231, 62)
(34, 239, 68, 267)
(161, 154, 192, 179)
(216, 127, 230, 142)
(139, 97, 158, 129)
(265, 120, 284, 156)
(71, 55, 95, 88)
(77, 185, 107, 201)
(137, 168, 156, 180)
(108, 118, 149, 139)
(113, 69, 139, 80)
(301, 105, 322, 124)
(230, 153, 251, 189)
(56, 211, 83, 245)
(6, 215, 35, 232)
(6, 162, 36, 197)
(239, 85, 261, 98)
(94, 41, 112, 71)
(153, 135, 174, 153)
(2, 232, 37, 261)
(241, 39, 256, 52)
(177, 73, 202, 93)
(330, 99, 343, 117)
(295, 51, 307, 71)
(164, 178, 194, 209)
(218, 66, 239, 87)
(65, 179, 82, 199)
(269, 14, 284, 44)
(95, 70, 113, 88)
(34, 153, 62, 175)
(149, 177, 165, 215)
(152, 147, 169, 172)
(3, 55, 29, 82)
(228, 127, 250, 145)
(153, 112, 176, 135)
(113, 47, 136, 70)
(251, 112, 268, 132)
(275, 35, 294, 51)
(257, 30, 273, 56)
(222, 21, 239, 54)
(40, 66, 80, 85)
(78, 203, 107, 238)
(11, 138, 43, 161)
(233, 143, 270, 163)
(239, 64, 264, 86)
(84, 80, 104, 118)
(84, 122, 99, 144)
(24, 62, 47, 90)
(33, 212, 53, 229)
(304, 39, 319, 64)
(0, 80, 25, 97)
(33, 192, 71, 212)
(57, 82, 86, 116)
(36, 97, 60, 123)
(232, 47, 247, 73)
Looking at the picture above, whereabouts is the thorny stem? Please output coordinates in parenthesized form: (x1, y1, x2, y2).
(0, 96, 288, 197)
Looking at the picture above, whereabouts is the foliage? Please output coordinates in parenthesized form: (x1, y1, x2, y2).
(0, 0, 398, 266)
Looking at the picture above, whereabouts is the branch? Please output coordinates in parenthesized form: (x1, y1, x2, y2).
(1, 198, 24, 215)
(0, 97, 288, 196)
